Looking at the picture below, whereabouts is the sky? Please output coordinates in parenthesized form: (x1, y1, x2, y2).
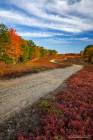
(0, 0, 93, 53)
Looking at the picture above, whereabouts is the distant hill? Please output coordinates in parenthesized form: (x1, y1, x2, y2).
(64, 53, 80, 59)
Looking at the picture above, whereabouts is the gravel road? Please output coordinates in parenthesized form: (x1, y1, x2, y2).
(0, 65, 83, 123)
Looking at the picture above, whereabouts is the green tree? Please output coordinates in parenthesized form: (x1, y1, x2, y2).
(0, 24, 9, 43)
(0, 24, 11, 63)
(40, 47, 47, 57)
(49, 50, 57, 56)
(27, 40, 36, 47)
(20, 40, 35, 63)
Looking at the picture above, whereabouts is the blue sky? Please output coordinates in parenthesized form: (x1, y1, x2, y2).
(0, 0, 93, 53)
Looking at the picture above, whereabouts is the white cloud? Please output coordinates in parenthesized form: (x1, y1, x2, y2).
(17, 31, 71, 38)
(1, 0, 93, 33)
(0, 9, 81, 33)
(63, 37, 93, 42)
(10, 0, 93, 32)
(18, 32, 53, 38)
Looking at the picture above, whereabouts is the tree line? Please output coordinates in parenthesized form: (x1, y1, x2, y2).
(0, 24, 57, 64)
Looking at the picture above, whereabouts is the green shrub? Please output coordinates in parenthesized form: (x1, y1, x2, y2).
(38, 99, 63, 116)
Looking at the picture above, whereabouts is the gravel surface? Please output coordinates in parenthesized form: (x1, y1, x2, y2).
(0, 65, 83, 123)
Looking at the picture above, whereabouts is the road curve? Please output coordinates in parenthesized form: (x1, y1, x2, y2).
(0, 65, 83, 123)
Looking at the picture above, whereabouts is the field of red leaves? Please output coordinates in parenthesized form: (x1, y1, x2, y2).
(0, 65, 93, 140)
(17, 65, 93, 140)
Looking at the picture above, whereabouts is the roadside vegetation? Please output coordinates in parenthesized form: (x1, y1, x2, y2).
(0, 58, 71, 79)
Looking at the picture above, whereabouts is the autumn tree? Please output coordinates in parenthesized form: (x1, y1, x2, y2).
(33, 46, 41, 59)
(7, 28, 22, 64)
(83, 45, 93, 63)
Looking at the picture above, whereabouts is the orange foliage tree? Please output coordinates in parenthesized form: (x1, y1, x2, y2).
(7, 29, 22, 64)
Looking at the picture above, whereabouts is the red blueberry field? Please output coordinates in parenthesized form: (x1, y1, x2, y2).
(0, 65, 93, 140)
(16, 65, 93, 140)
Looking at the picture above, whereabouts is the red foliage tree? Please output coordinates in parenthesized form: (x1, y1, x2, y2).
(7, 28, 22, 64)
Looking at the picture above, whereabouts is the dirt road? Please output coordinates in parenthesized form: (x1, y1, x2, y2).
(0, 65, 83, 123)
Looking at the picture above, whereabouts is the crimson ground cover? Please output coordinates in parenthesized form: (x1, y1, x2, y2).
(17, 65, 93, 140)
(0, 65, 93, 140)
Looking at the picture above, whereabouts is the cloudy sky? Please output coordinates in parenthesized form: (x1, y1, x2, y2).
(0, 0, 93, 53)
